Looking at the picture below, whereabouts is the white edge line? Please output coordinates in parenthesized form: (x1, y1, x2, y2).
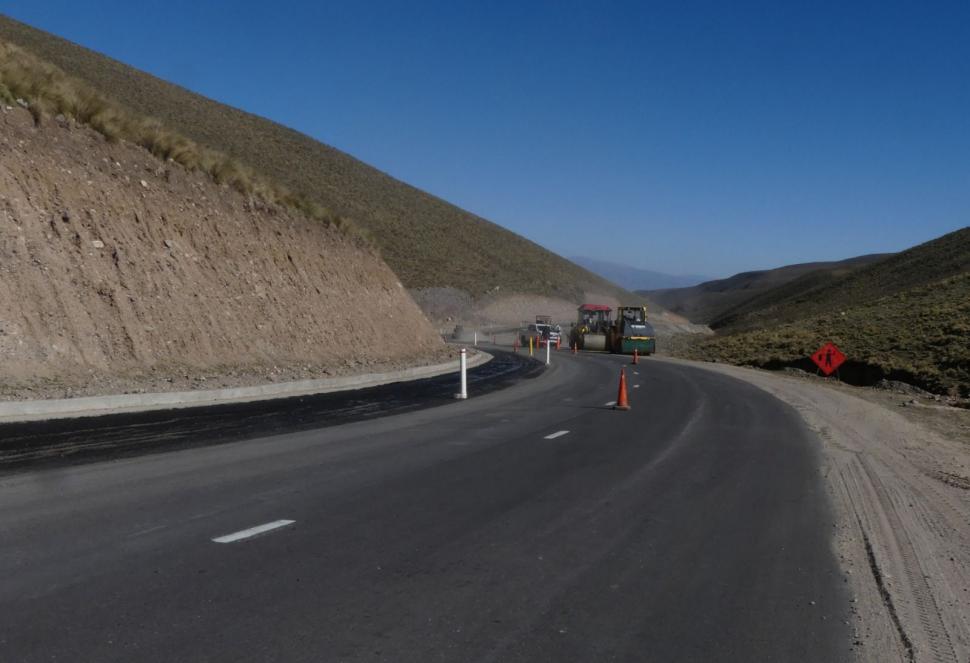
(543, 430, 570, 440)
(212, 519, 295, 543)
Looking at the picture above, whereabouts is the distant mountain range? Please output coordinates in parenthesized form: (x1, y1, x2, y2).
(570, 256, 711, 292)
(642, 254, 890, 326)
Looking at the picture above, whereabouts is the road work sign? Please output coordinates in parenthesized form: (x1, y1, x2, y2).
(811, 342, 846, 376)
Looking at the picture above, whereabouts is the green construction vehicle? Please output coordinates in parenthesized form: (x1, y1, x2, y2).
(609, 305, 656, 355)
(570, 304, 656, 355)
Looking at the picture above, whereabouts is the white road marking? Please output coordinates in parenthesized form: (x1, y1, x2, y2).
(127, 524, 167, 539)
(634, 384, 641, 389)
(544, 430, 570, 440)
(634, 371, 640, 375)
(604, 401, 616, 406)
(212, 519, 295, 543)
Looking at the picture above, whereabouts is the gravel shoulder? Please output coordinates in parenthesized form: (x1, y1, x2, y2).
(656, 357, 970, 663)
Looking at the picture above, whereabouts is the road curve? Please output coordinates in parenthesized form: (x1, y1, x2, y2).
(0, 351, 851, 662)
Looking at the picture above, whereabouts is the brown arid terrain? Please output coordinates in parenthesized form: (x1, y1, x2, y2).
(0, 15, 636, 309)
(0, 105, 449, 400)
(414, 287, 709, 343)
(644, 254, 889, 325)
(660, 357, 970, 662)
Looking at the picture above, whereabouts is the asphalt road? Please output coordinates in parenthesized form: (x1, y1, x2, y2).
(0, 350, 851, 662)
(0, 350, 540, 470)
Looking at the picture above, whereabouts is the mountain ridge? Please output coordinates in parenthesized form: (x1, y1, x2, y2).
(570, 256, 710, 291)
(643, 253, 891, 324)
(0, 14, 634, 307)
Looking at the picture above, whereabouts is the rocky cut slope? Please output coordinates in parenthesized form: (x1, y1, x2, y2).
(0, 105, 447, 400)
(0, 14, 634, 309)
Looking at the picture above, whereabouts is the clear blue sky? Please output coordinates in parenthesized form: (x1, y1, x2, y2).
(4, 1, 968, 277)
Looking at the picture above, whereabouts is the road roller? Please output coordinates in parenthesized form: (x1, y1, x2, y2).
(570, 304, 656, 355)
(570, 304, 613, 351)
(610, 305, 656, 355)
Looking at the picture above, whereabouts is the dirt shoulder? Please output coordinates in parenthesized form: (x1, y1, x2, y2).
(656, 357, 970, 662)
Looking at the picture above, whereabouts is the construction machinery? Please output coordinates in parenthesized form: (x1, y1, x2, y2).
(570, 304, 614, 351)
(610, 305, 656, 355)
(570, 304, 656, 355)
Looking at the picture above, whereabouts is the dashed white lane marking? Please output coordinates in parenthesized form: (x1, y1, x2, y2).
(127, 524, 167, 539)
(634, 384, 641, 389)
(212, 520, 295, 543)
(544, 430, 570, 440)
(604, 401, 616, 406)
(634, 371, 640, 375)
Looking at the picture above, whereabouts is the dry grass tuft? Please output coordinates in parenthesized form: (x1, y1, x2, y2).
(0, 39, 362, 241)
(682, 272, 970, 397)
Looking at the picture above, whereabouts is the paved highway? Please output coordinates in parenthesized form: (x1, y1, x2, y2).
(0, 351, 851, 662)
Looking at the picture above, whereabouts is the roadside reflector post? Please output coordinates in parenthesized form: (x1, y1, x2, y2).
(545, 339, 551, 365)
(474, 331, 478, 346)
(529, 335, 533, 357)
(632, 348, 639, 365)
(455, 348, 468, 399)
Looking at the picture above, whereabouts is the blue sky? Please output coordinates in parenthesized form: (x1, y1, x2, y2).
(3, 1, 968, 277)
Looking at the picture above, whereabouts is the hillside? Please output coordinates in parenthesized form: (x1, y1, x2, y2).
(644, 254, 889, 324)
(683, 228, 970, 396)
(0, 14, 633, 309)
(711, 227, 970, 331)
(0, 101, 447, 399)
(570, 256, 710, 291)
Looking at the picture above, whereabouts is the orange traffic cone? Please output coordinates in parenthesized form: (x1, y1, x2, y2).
(614, 368, 630, 410)
(632, 348, 639, 365)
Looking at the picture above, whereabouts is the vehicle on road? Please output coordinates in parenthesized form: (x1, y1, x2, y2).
(521, 318, 561, 348)
(570, 304, 614, 351)
(569, 304, 656, 355)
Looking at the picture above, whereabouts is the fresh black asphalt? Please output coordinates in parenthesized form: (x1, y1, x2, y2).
(0, 350, 851, 662)
(0, 350, 540, 470)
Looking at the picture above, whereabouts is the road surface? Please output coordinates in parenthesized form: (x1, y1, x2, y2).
(0, 351, 851, 662)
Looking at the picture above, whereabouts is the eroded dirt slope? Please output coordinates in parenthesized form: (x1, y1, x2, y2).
(0, 107, 447, 399)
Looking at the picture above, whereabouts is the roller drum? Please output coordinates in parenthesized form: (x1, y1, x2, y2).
(583, 333, 607, 351)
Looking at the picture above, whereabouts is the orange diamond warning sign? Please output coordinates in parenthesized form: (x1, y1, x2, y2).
(811, 342, 846, 376)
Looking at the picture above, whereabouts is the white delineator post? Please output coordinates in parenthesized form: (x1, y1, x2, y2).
(455, 348, 468, 399)
(545, 339, 551, 365)
(474, 331, 478, 346)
